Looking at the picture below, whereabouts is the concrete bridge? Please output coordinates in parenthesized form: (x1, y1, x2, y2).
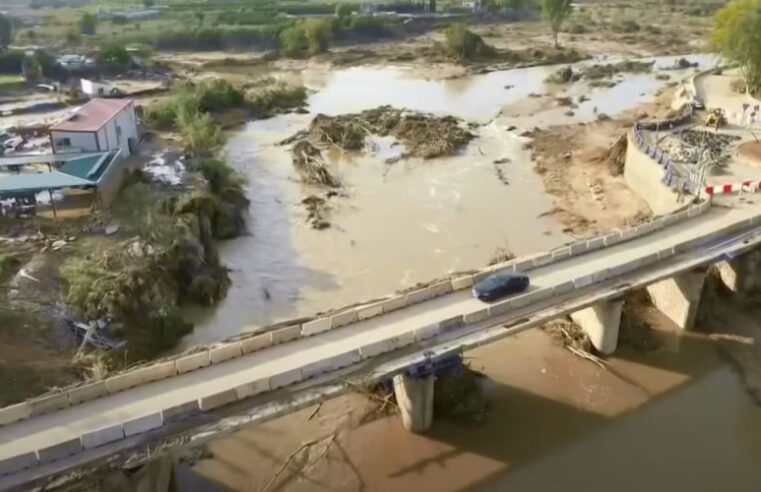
(2, 198, 761, 488)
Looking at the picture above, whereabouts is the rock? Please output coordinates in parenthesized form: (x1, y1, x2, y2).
(504, 84, 514, 90)
(105, 224, 120, 235)
(565, 110, 575, 117)
(493, 158, 511, 164)
(51, 240, 67, 251)
(507, 125, 517, 131)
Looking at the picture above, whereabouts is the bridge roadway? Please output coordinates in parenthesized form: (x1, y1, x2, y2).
(1, 204, 760, 469)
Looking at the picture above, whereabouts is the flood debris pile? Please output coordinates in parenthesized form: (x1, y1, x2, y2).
(583, 60, 655, 80)
(605, 133, 628, 176)
(545, 65, 581, 84)
(285, 105, 475, 166)
(660, 129, 740, 166)
(292, 141, 341, 187)
(544, 318, 592, 352)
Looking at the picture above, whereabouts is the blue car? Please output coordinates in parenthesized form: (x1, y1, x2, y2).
(472, 272, 530, 302)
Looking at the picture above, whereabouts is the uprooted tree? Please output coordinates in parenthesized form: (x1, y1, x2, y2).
(542, 0, 572, 49)
(713, 0, 761, 95)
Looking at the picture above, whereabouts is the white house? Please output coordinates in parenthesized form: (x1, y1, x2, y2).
(49, 98, 139, 155)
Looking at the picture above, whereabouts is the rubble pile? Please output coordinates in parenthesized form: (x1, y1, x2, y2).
(661, 130, 740, 165)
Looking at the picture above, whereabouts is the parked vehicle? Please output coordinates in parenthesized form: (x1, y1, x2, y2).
(472, 272, 529, 302)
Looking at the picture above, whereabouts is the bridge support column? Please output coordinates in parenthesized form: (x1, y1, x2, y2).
(717, 251, 761, 298)
(393, 373, 434, 433)
(646, 268, 706, 330)
(570, 299, 623, 355)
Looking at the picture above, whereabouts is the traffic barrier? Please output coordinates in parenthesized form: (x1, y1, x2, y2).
(570, 242, 588, 256)
(105, 371, 145, 394)
(472, 270, 492, 284)
(199, 389, 238, 411)
(657, 247, 675, 260)
(358, 303, 384, 320)
(463, 309, 488, 324)
(439, 315, 466, 333)
(513, 259, 535, 273)
(450, 275, 474, 291)
(487, 299, 514, 317)
(331, 309, 358, 329)
(0, 452, 38, 477)
(0, 402, 30, 426)
(552, 281, 574, 295)
(551, 247, 571, 261)
(68, 381, 108, 405)
(591, 268, 611, 283)
(620, 228, 638, 241)
(36, 438, 82, 464)
(586, 237, 605, 251)
(603, 232, 622, 246)
(391, 332, 415, 349)
(359, 339, 396, 358)
(209, 343, 243, 364)
(29, 392, 69, 417)
(381, 295, 407, 313)
(302, 350, 361, 378)
(492, 262, 516, 274)
(161, 400, 200, 422)
(573, 276, 595, 289)
(405, 288, 432, 304)
(301, 318, 332, 336)
(429, 280, 453, 297)
(241, 333, 272, 354)
(269, 369, 304, 390)
(271, 325, 301, 344)
(531, 253, 553, 268)
(175, 351, 211, 374)
(234, 379, 271, 400)
(81, 424, 125, 450)
(122, 413, 163, 437)
(414, 323, 440, 341)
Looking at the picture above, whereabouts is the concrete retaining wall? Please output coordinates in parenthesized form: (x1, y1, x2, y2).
(625, 130, 683, 215)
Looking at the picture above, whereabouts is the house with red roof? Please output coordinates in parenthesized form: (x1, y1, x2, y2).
(49, 98, 139, 156)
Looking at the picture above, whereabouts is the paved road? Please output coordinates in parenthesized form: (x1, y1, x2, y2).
(0, 204, 758, 463)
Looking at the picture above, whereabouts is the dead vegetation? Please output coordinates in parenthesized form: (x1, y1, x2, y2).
(283, 106, 476, 170)
(291, 141, 341, 187)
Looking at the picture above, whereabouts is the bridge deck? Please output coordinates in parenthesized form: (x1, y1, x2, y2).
(0, 204, 757, 462)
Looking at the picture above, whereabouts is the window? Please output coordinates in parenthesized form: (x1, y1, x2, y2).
(116, 125, 122, 139)
(55, 137, 71, 147)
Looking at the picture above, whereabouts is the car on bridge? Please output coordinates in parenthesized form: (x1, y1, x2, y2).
(472, 272, 530, 302)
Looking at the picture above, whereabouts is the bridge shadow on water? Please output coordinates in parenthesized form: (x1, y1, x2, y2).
(170, 320, 738, 492)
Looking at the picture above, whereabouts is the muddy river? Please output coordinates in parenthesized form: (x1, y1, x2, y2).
(183, 321, 761, 491)
(183, 54, 715, 346)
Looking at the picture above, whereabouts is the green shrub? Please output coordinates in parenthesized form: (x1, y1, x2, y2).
(248, 81, 307, 114)
(98, 44, 132, 69)
(195, 78, 245, 113)
(302, 18, 332, 55)
(445, 23, 494, 60)
(279, 24, 308, 56)
(612, 18, 640, 33)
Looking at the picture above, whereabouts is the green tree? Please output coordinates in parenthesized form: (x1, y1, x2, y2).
(445, 23, 493, 60)
(302, 18, 332, 55)
(335, 3, 354, 18)
(542, 0, 571, 48)
(80, 12, 98, 36)
(0, 14, 13, 50)
(279, 24, 307, 56)
(98, 44, 132, 69)
(713, 0, 761, 94)
(143, 0, 156, 6)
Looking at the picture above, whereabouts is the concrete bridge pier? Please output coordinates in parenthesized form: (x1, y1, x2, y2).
(393, 372, 434, 433)
(716, 251, 761, 298)
(646, 268, 707, 330)
(570, 299, 623, 355)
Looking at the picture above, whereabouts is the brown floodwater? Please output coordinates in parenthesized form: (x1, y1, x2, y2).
(183, 317, 761, 492)
(182, 54, 715, 346)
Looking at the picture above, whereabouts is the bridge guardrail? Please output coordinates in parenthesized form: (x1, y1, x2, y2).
(0, 196, 713, 438)
(1, 199, 738, 478)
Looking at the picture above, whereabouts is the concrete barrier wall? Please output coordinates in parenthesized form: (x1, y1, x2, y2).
(625, 130, 684, 215)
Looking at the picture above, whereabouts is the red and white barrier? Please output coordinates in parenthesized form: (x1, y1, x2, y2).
(705, 180, 761, 195)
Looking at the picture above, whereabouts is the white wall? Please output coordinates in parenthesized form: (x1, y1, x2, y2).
(624, 132, 681, 215)
(51, 131, 97, 153)
(97, 128, 107, 151)
(99, 103, 139, 155)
